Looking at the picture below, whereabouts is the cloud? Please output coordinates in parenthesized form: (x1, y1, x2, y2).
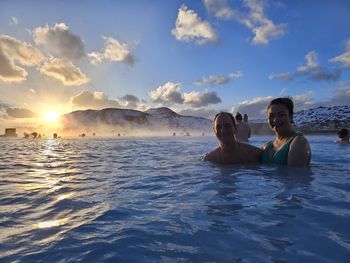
(329, 38, 350, 68)
(39, 57, 89, 86)
(10, 16, 19, 26)
(204, 0, 285, 45)
(149, 82, 184, 104)
(203, 0, 236, 20)
(231, 95, 273, 119)
(171, 5, 218, 45)
(242, 0, 286, 45)
(0, 34, 44, 82)
(183, 91, 221, 107)
(119, 94, 140, 108)
(230, 89, 350, 120)
(194, 71, 242, 86)
(149, 82, 222, 108)
(177, 107, 221, 120)
(269, 51, 341, 82)
(70, 91, 123, 110)
(231, 93, 316, 119)
(88, 36, 134, 65)
(33, 23, 86, 60)
(6, 108, 38, 118)
(329, 86, 350, 106)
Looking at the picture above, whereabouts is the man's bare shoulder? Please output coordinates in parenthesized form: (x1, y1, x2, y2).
(202, 147, 220, 161)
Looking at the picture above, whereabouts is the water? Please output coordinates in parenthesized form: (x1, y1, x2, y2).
(0, 135, 349, 262)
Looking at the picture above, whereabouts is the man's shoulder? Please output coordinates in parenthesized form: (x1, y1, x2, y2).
(203, 147, 220, 161)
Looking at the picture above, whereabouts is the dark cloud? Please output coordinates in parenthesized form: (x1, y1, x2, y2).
(70, 90, 122, 110)
(6, 108, 38, 118)
(184, 91, 221, 107)
(270, 51, 341, 82)
(34, 23, 86, 60)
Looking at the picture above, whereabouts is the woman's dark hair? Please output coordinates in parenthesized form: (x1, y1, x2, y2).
(235, 112, 243, 121)
(268, 97, 294, 117)
(338, 128, 349, 138)
(214, 112, 236, 128)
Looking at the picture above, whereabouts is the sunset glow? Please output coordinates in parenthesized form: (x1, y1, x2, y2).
(44, 111, 60, 123)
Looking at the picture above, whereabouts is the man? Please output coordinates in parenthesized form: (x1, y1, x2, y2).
(203, 112, 261, 164)
(235, 112, 251, 142)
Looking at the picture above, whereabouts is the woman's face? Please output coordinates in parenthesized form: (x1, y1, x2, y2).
(267, 104, 293, 134)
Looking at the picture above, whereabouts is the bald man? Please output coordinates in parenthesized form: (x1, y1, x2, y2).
(203, 112, 261, 164)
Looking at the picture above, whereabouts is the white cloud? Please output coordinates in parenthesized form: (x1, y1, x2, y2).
(33, 23, 86, 60)
(203, 0, 236, 20)
(39, 58, 89, 86)
(204, 0, 286, 45)
(149, 82, 184, 104)
(88, 36, 134, 65)
(171, 5, 218, 45)
(329, 86, 350, 106)
(242, 0, 286, 45)
(149, 82, 222, 108)
(70, 91, 123, 110)
(231, 95, 273, 119)
(194, 71, 242, 86)
(10, 16, 19, 26)
(0, 34, 44, 83)
(183, 91, 221, 107)
(230, 90, 350, 120)
(270, 51, 341, 81)
(329, 37, 350, 68)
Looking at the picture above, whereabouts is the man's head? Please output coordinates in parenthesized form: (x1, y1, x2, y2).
(338, 128, 349, 141)
(235, 112, 243, 123)
(213, 112, 236, 146)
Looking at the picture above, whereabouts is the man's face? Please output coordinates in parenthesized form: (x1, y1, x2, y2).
(214, 113, 236, 145)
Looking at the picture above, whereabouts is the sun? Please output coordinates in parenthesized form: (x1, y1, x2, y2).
(44, 111, 60, 122)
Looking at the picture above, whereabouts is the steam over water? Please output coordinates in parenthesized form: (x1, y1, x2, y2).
(1, 136, 349, 262)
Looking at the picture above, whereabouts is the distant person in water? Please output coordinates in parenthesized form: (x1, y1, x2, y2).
(337, 128, 349, 144)
(243, 114, 248, 123)
(203, 112, 261, 164)
(261, 97, 311, 167)
(235, 112, 251, 142)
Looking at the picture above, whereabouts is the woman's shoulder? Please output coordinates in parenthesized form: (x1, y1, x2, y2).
(260, 140, 273, 150)
(291, 133, 310, 146)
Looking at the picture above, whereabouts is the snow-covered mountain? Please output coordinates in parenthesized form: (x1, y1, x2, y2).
(59, 105, 350, 136)
(60, 107, 213, 136)
(250, 105, 350, 134)
(294, 105, 350, 132)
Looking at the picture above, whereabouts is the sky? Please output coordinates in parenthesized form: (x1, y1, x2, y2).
(0, 0, 350, 129)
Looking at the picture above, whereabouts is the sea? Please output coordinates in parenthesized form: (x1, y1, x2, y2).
(0, 135, 349, 262)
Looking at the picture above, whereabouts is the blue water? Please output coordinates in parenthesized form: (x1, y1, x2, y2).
(0, 135, 349, 262)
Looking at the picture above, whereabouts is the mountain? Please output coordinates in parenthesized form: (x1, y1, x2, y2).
(294, 105, 350, 132)
(60, 107, 213, 136)
(59, 105, 350, 136)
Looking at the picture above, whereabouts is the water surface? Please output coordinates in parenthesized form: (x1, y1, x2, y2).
(0, 135, 349, 262)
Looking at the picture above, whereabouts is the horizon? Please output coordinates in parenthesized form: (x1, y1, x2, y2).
(0, 0, 349, 132)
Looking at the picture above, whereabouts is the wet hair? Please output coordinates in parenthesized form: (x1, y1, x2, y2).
(235, 112, 243, 121)
(337, 128, 349, 139)
(267, 97, 294, 117)
(214, 112, 236, 128)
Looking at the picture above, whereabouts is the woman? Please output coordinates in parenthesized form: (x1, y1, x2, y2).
(261, 98, 311, 167)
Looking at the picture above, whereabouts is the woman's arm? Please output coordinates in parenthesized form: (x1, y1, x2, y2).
(288, 136, 311, 167)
